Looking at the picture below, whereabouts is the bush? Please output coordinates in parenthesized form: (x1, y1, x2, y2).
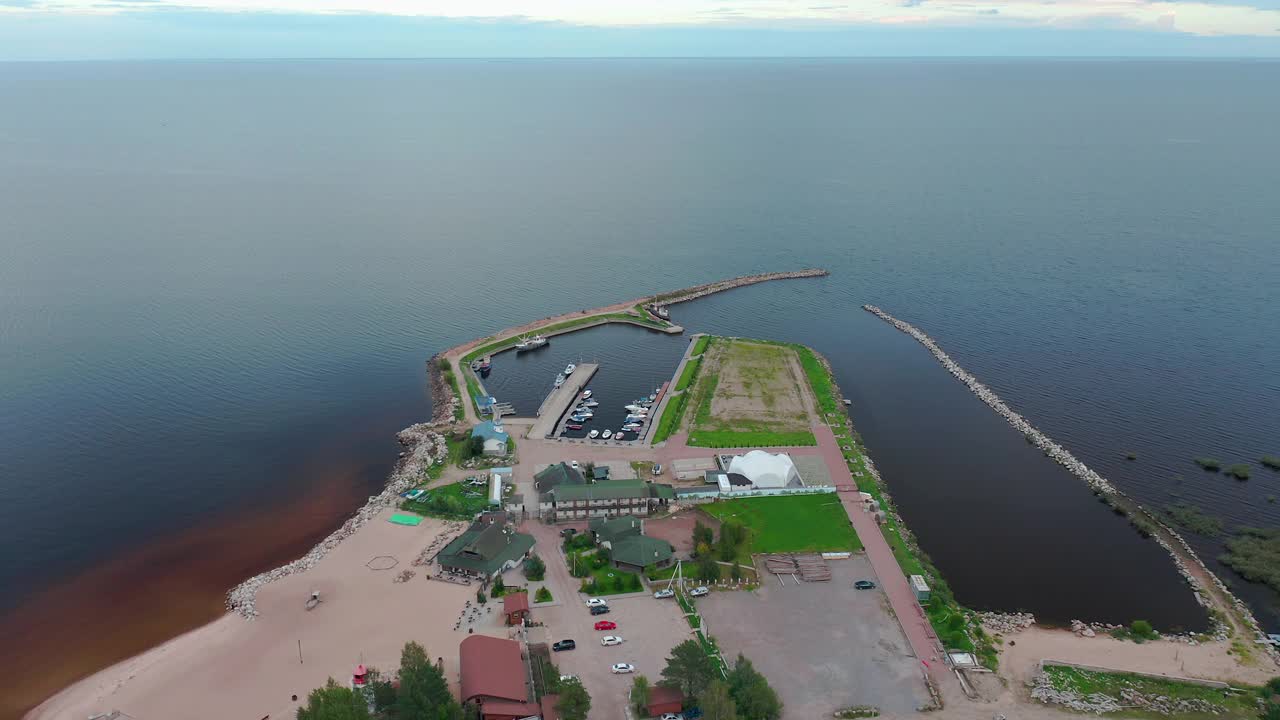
(535, 587, 553, 603)
(524, 554, 546, 581)
(1129, 517, 1155, 538)
(1194, 457, 1222, 471)
(490, 576, 505, 598)
(1162, 504, 1224, 537)
(1226, 464, 1251, 480)
(1129, 620, 1158, 641)
(476, 589, 486, 605)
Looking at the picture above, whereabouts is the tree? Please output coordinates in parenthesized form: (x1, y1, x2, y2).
(720, 520, 745, 549)
(693, 520, 714, 551)
(727, 654, 782, 720)
(476, 588, 487, 604)
(730, 561, 743, 582)
(630, 675, 652, 715)
(661, 639, 718, 698)
(697, 553, 721, 582)
(363, 667, 398, 713)
(556, 678, 592, 720)
(524, 554, 546, 581)
(296, 679, 371, 720)
(396, 641, 461, 720)
(699, 680, 739, 720)
(490, 575, 505, 598)
(468, 434, 485, 458)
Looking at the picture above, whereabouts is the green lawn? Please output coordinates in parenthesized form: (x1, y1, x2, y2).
(1041, 666, 1261, 719)
(401, 480, 491, 519)
(686, 430, 816, 448)
(690, 335, 712, 357)
(702, 494, 862, 553)
(674, 354, 704, 392)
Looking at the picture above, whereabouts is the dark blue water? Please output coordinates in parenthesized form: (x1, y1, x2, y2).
(481, 323, 687, 437)
(2, 58, 1279, 714)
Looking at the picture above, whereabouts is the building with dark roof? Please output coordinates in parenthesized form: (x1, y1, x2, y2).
(437, 522, 535, 579)
(538, 479, 674, 522)
(588, 515, 675, 571)
(459, 635, 538, 720)
(534, 462, 586, 493)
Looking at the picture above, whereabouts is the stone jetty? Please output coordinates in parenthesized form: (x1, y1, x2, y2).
(651, 268, 828, 310)
(225, 424, 447, 618)
(864, 305, 1279, 663)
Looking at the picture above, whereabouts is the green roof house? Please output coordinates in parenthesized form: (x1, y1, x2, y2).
(537, 478, 674, 522)
(534, 462, 586, 493)
(437, 522, 535, 578)
(587, 515, 674, 571)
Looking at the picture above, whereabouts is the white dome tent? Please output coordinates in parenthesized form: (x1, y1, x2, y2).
(726, 451, 802, 489)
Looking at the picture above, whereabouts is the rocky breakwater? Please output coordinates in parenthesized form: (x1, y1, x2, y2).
(652, 268, 829, 310)
(225, 424, 447, 618)
(1030, 670, 1233, 716)
(864, 305, 1279, 664)
(980, 612, 1036, 635)
(426, 352, 462, 426)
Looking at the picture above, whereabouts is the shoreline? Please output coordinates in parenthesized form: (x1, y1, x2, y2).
(864, 304, 1278, 663)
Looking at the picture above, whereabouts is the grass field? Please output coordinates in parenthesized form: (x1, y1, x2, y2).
(401, 480, 491, 519)
(685, 339, 815, 448)
(1040, 666, 1261, 719)
(686, 430, 816, 448)
(702, 494, 862, 553)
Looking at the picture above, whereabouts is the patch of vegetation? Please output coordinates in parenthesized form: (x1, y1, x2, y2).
(1219, 527, 1280, 594)
(702, 494, 862, 553)
(691, 335, 712, 356)
(1194, 457, 1223, 471)
(580, 567, 644, 595)
(1041, 665, 1261, 718)
(523, 554, 546, 581)
(834, 706, 880, 719)
(438, 360, 465, 422)
(1261, 455, 1280, 471)
(686, 430, 817, 448)
(1125, 452, 1138, 461)
(535, 586, 553, 603)
(675, 354, 704, 392)
(1226, 463, 1251, 480)
(1162, 504, 1224, 537)
(489, 575, 509, 598)
(652, 390, 690, 443)
(1109, 619, 1159, 643)
(401, 480, 490, 519)
(1129, 516, 1155, 538)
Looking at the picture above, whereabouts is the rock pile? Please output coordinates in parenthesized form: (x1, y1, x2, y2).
(979, 612, 1036, 634)
(225, 425, 446, 618)
(1030, 672, 1123, 714)
(426, 353, 462, 425)
(1070, 620, 1098, 638)
(1031, 671, 1232, 716)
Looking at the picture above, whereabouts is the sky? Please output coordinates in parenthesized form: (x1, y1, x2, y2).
(1, 0, 1279, 59)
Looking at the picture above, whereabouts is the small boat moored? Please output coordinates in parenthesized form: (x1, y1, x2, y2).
(588, 429, 600, 439)
(554, 375, 565, 388)
(564, 363, 576, 376)
(601, 429, 612, 440)
(582, 399, 598, 407)
(581, 390, 592, 399)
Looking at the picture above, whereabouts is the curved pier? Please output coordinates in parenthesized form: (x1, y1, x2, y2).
(864, 304, 1278, 658)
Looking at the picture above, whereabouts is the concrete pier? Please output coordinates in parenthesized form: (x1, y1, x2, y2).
(530, 363, 599, 438)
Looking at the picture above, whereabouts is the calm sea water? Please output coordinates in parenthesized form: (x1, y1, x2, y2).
(2, 59, 1279, 716)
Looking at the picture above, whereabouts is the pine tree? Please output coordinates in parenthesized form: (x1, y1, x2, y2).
(661, 639, 717, 698)
(556, 678, 592, 720)
(396, 641, 461, 720)
(699, 680, 739, 720)
(296, 678, 371, 720)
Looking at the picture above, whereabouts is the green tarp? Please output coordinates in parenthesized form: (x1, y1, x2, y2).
(388, 513, 424, 526)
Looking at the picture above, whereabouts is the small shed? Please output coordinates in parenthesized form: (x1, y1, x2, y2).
(909, 574, 931, 603)
(646, 686, 685, 716)
(592, 465, 611, 481)
(502, 591, 530, 626)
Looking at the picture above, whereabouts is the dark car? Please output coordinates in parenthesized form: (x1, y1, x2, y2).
(552, 640, 576, 651)
(560, 528, 577, 537)
(682, 707, 703, 720)
(589, 605, 611, 616)
(854, 580, 877, 590)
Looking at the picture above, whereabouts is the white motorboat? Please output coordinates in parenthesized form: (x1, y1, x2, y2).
(554, 375, 565, 388)
(515, 334, 548, 352)
(622, 424, 642, 431)
(564, 363, 576, 375)
(581, 390, 593, 399)
(588, 429, 600, 439)
(582, 399, 598, 407)
(574, 410, 594, 418)
(648, 392, 657, 401)
(601, 429, 612, 440)
(625, 404, 644, 413)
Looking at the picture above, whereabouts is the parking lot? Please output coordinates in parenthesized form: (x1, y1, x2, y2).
(698, 556, 930, 717)
(524, 519, 692, 720)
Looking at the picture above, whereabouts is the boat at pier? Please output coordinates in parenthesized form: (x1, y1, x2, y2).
(581, 390, 592, 399)
(625, 404, 644, 413)
(582, 399, 598, 407)
(564, 363, 576, 375)
(601, 429, 612, 439)
(515, 334, 548, 352)
(588, 429, 600, 439)
(554, 375, 565, 388)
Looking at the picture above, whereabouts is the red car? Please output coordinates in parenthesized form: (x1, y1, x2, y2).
(566, 424, 583, 431)
(593, 620, 617, 631)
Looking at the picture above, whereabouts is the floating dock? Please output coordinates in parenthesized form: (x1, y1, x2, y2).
(531, 363, 599, 438)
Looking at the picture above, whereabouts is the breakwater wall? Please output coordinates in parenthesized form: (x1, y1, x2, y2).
(863, 305, 1278, 658)
(425, 353, 461, 426)
(652, 268, 829, 308)
(225, 424, 447, 618)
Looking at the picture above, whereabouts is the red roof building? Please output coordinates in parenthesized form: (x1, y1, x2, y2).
(459, 635, 536, 720)
(646, 685, 685, 716)
(503, 591, 531, 626)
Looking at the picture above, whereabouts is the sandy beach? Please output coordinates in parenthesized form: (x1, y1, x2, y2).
(27, 511, 506, 720)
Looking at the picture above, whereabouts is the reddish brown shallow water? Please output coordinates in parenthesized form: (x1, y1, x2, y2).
(0, 465, 367, 720)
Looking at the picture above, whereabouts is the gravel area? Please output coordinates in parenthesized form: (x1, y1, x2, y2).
(698, 556, 930, 718)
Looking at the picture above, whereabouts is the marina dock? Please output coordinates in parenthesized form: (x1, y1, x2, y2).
(531, 363, 599, 438)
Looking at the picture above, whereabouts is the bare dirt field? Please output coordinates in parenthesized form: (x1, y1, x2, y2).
(698, 556, 930, 718)
(641, 510, 708, 558)
(692, 340, 811, 435)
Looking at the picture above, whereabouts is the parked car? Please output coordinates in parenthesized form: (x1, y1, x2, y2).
(653, 588, 674, 599)
(688, 586, 709, 597)
(611, 663, 635, 674)
(594, 620, 617, 631)
(661, 715, 681, 720)
(585, 598, 607, 607)
(552, 640, 576, 652)
(590, 605, 611, 616)
(652, 464, 663, 476)
(600, 636, 623, 646)
(560, 674, 578, 683)
(560, 528, 577, 538)
(570, 460, 580, 470)
(854, 580, 877, 590)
